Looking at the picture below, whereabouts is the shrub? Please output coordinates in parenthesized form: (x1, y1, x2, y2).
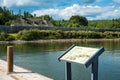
(17, 29, 30, 40)
(103, 32, 113, 39)
(0, 32, 9, 41)
(55, 30, 63, 39)
(0, 32, 15, 41)
(6, 36, 15, 41)
(112, 32, 120, 38)
(77, 31, 88, 39)
(87, 31, 103, 39)
(16, 29, 120, 40)
(29, 29, 41, 40)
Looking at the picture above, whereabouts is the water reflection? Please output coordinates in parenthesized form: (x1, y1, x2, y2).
(0, 40, 119, 53)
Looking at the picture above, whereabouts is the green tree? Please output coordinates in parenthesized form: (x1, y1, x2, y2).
(112, 18, 120, 28)
(41, 15, 52, 21)
(24, 11, 33, 18)
(68, 15, 88, 27)
(0, 6, 15, 25)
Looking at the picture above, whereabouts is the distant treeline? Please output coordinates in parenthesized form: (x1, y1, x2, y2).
(0, 6, 33, 25)
(0, 6, 120, 29)
(0, 29, 120, 41)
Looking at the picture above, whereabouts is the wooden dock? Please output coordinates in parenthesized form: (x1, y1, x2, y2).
(0, 59, 53, 80)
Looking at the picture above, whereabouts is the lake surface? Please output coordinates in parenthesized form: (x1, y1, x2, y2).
(0, 40, 120, 80)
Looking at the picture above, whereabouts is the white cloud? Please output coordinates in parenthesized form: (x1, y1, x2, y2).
(32, 4, 120, 20)
(114, 0, 120, 3)
(94, 9, 120, 20)
(0, 0, 39, 7)
(32, 9, 59, 16)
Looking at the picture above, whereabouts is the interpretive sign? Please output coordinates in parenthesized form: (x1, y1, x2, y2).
(58, 45, 104, 80)
(60, 46, 99, 64)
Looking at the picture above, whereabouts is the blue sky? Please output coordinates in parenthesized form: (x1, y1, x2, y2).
(0, 0, 120, 20)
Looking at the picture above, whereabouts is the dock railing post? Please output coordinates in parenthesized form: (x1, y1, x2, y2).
(7, 46, 14, 73)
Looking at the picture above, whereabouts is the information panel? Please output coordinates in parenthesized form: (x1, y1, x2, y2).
(60, 46, 99, 64)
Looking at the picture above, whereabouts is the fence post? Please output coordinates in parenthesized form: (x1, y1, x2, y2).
(7, 46, 14, 73)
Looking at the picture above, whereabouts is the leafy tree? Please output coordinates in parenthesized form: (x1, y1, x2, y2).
(24, 11, 33, 18)
(112, 18, 120, 28)
(68, 15, 88, 27)
(41, 15, 52, 21)
(89, 20, 113, 29)
(0, 6, 15, 25)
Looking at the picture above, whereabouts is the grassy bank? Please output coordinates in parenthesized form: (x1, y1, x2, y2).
(0, 29, 120, 41)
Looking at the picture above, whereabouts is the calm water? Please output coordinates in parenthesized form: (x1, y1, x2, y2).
(0, 40, 120, 80)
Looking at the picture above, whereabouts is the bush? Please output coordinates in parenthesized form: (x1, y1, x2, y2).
(17, 29, 64, 40)
(103, 32, 113, 39)
(87, 31, 103, 39)
(114, 32, 120, 38)
(0, 32, 15, 41)
(16, 29, 120, 40)
(6, 36, 15, 41)
(0, 32, 8, 41)
(17, 29, 30, 40)
(28, 29, 41, 40)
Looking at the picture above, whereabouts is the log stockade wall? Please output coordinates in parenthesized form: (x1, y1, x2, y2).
(0, 25, 53, 33)
(0, 25, 120, 33)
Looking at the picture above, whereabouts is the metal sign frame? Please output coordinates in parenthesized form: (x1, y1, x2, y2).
(58, 45, 104, 80)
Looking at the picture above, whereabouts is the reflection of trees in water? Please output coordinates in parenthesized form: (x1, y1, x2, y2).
(0, 43, 12, 60)
(0, 43, 12, 54)
(103, 40, 120, 50)
(0, 40, 120, 56)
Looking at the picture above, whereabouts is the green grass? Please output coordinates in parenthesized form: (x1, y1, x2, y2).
(9, 33, 17, 37)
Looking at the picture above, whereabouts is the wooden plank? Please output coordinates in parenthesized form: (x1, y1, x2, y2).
(0, 59, 53, 80)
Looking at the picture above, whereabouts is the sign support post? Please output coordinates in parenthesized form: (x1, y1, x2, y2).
(91, 57, 98, 80)
(66, 62, 72, 80)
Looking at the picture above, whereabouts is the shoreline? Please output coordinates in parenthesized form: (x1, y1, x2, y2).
(0, 38, 120, 44)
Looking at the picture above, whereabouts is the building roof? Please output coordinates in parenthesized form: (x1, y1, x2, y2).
(11, 17, 53, 27)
